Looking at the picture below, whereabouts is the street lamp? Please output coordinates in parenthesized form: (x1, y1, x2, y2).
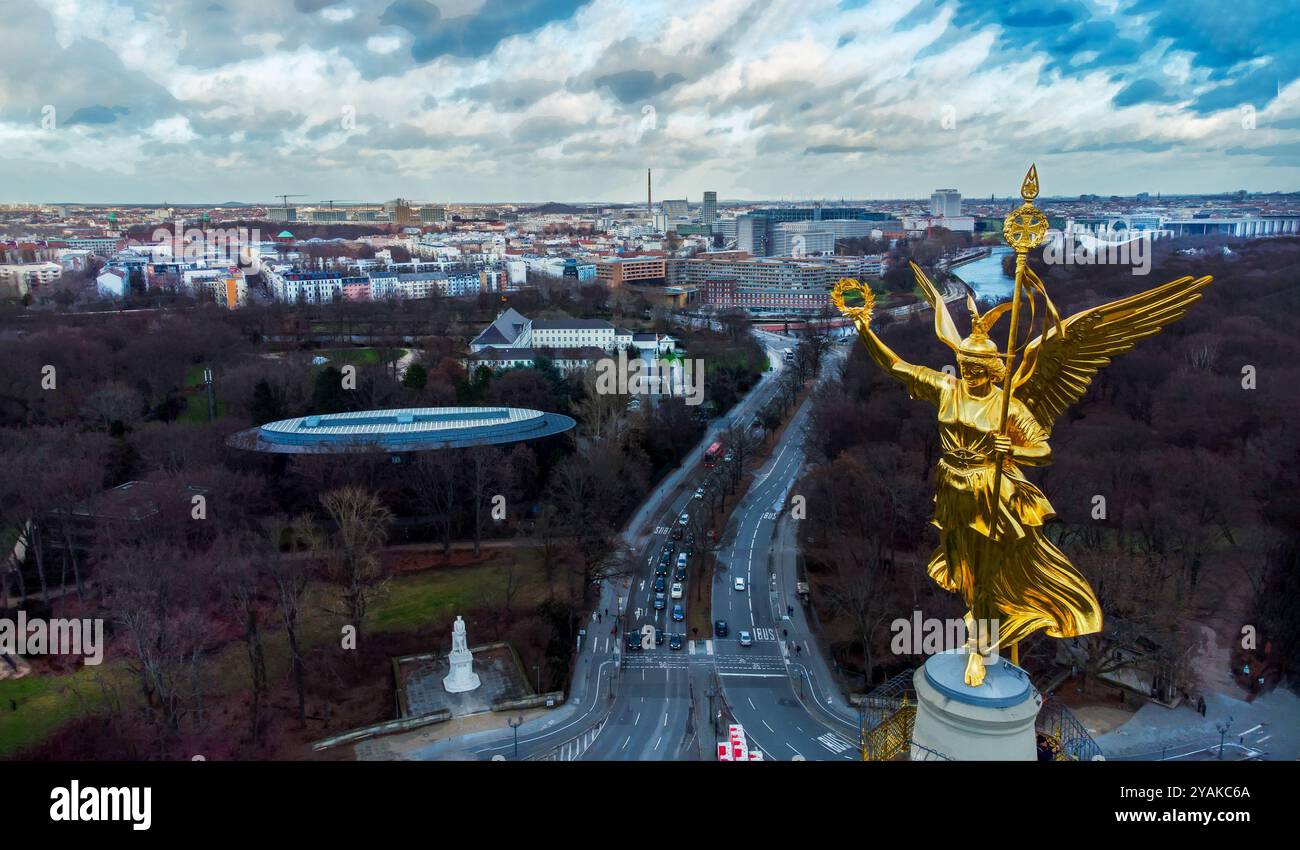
(508, 715, 524, 759)
(1216, 715, 1234, 760)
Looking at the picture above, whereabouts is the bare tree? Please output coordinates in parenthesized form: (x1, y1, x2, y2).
(821, 544, 896, 686)
(410, 451, 459, 555)
(317, 486, 393, 643)
(215, 536, 268, 744)
(264, 515, 315, 724)
(465, 445, 504, 558)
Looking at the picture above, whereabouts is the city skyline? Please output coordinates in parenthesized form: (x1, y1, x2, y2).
(1, 0, 1298, 204)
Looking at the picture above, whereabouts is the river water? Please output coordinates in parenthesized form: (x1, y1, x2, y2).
(952, 246, 1015, 303)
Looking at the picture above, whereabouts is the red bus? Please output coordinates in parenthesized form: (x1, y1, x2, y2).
(703, 441, 724, 468)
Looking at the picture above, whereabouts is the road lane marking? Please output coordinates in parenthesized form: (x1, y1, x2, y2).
(817, 733, 854, 754)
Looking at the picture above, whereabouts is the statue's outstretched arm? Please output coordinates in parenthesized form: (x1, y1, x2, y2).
(854, 317, 914, 383)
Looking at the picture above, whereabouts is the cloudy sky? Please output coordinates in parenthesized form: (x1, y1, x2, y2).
(1, 0, 1297, 204)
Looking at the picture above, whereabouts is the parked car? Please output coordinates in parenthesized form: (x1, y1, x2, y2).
(714, 619, 728, 637)
(738, 630, 753, 647)
(672, 603, 684, 622)
(734, 577, 746, 592)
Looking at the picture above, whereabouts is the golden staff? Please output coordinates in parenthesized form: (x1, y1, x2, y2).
(991, 164, 1049, 667)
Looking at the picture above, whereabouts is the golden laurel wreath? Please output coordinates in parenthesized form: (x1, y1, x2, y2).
(830, 278, 875, 323)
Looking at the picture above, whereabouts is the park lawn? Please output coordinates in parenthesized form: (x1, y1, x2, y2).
(0, 663, 137, 758)
(368, 548, 545, 634)
(178, 363, 228, 423)
(312, 347, 405, 367)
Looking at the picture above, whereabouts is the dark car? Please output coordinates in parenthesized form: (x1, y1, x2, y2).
(661, 541, 675, 557)
(655, 560, 669, 577)
(672, 603, 685, 622)
(674, 565, 687, 582)
(625, 632, 642, 651)
(671, 525, 683, 541)
(714, 619, 728, 637)
(654, 592, 666, 610)
(655, 628, 665, 646)
(669, 633, 684, 650)
(654, 576, 666, 593)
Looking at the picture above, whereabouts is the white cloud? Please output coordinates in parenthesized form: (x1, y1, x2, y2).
(366, 35, 402, 55)
(321, 7, 354, 23)
(147, 116, 198, 144)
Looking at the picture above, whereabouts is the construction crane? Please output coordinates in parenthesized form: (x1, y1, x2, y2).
(272, 193, 306, 210)
(317, 198, 359, 211)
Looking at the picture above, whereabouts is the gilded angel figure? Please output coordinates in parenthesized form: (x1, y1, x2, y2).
(831, 264, 1212, 686)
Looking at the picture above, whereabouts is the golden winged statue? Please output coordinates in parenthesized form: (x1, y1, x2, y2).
(831, 168, 1212, 687)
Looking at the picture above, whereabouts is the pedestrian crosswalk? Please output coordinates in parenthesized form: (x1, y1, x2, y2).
(617, 648, 787, 676)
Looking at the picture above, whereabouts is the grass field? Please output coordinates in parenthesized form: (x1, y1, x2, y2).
(311, 347, 405, 367)
(0, 664, 135, 758)
(369, 549, 544, 633)
(179, 363, 228, 423)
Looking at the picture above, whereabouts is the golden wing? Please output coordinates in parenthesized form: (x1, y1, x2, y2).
(1015, 274, 1213, 435)
(909, 261, 961, 353)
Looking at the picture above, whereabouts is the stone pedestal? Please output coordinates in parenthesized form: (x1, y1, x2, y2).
(442, 616, 481, 694)
(910, 649, 1041, 761)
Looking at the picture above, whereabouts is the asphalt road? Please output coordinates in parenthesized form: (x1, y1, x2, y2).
(431, 331, 858, 762)
(582, 334, 799, 760)
(708, 341, 863, 760)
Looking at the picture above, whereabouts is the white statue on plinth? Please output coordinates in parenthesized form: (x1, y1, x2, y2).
(443, 615, 481, 693)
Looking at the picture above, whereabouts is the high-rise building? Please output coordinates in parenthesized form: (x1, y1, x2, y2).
(385, 198, 415, 226)
(702, 191, 717, 225)
(663, 198, 689, 219)
(930, 189, 962, 217)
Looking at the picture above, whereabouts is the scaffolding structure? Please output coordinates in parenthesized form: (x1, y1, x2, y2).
(858, 666, 1101, 761)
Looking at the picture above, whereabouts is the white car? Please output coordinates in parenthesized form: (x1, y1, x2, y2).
(738, 630, 753, 647)
(693, 487, 705, 500)
(734, 577, 746, 592)
(670, 582, 683, 599)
